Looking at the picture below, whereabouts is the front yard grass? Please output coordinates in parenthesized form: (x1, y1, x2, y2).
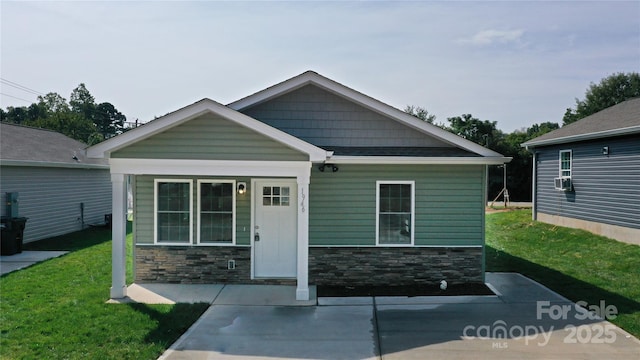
(486, 209, 640, 338)
(0, 225, 208, 360)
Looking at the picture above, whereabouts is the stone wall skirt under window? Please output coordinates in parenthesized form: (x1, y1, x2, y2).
(136, 246, 483, 285)
(309, 247, 483, 286)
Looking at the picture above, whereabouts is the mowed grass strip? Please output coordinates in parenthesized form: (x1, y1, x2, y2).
(0, 226, 208, 360)
(486, 209, 640, 338)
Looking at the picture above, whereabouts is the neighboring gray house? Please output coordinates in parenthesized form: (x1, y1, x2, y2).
(88, 71, 509, 301)
(523, 98, 640, 245)
(0, 123, 111, 243)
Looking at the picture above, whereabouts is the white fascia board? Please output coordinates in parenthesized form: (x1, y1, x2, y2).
(522, 125, 640, 148)
(0, 159, 109, 170)
(109, 158, 312, 178)
(328, 156, 511, 165)
(228, 71, 504, 158)
(87, 98, 328, 162)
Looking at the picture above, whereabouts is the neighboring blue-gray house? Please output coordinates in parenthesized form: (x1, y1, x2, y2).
(523, 98, 640, 245)
(0, 123, 111, 243)
(88, 71, 510, 301)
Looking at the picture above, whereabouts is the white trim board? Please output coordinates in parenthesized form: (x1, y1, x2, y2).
(109, 158, 313, 178)
(328, 156, 510, 165)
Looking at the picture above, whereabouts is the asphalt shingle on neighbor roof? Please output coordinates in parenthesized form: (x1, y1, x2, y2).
(0, 123, 107, 166)
(524, 97, 640, 146)
(324, 146, 479, 157)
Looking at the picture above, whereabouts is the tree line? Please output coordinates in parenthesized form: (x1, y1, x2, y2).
(1, 84, 127, 145)
(2, 72, 637, 201)
(405, 72, 640, 202)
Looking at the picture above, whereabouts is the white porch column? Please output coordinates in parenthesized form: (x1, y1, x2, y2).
(110, 173, 128, 299)
(296, 169, 311, 301)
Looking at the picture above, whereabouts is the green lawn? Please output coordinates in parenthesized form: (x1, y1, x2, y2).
(486, 209, 640, 338)
(2, 211, 638, 358)
(0, 225, 208, 360)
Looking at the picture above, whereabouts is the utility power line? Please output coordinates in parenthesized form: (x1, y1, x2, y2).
(0, 92, 33, 103)
(0, 78, 45, 96)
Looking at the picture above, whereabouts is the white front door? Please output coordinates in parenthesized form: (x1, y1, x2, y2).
(253, 179, 297, 278)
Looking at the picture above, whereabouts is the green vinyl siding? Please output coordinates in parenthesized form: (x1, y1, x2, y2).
(134, 175, 252, 245)
(134, 165, 486, 247)
(309, 164, 485, 246)
(112, 114, 308, 161)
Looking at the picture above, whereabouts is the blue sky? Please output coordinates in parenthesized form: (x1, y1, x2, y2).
(1, 1, 639, 132)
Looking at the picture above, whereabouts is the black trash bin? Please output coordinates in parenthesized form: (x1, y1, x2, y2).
(1, 217, 28, 256)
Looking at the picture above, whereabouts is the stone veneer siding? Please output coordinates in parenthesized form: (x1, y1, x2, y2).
(136, 246, 483, 285)
(309, 247, 483, 286)
(135, 246, 295, 285)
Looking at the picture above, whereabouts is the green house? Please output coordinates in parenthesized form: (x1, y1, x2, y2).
(88, 71, 509, 301)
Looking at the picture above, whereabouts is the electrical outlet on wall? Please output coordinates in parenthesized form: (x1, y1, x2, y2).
(227, 260, 236, 270)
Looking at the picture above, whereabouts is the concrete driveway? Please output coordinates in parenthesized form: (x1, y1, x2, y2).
(158, 273, 640, 359)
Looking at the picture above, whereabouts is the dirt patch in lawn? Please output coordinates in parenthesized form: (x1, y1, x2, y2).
(317, 283, 495, 297)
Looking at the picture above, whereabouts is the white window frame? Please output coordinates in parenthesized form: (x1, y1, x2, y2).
(197, 179, 236, 246)
(154, 179, 193, 245)
(376, 180, 415, 246)
(559, 149, 572, 178)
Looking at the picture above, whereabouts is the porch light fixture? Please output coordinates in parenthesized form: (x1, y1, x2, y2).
(237, 182, 247, 195)
(318, 164, 339, 172)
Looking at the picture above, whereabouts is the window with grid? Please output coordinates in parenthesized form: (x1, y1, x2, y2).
(199, 181, 234, 244)
(262, 186, 290, 206)
(377, 181, 414, 245)
(560, 150, 572, 177)
(155, 180, 192, 243)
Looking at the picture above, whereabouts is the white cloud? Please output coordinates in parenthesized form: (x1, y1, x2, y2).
(459, 29, 525, 46)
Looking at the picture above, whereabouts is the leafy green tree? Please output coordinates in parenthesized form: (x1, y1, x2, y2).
(2, 106, 28, 124)
(2, 83, 126, 144)
(27, 103, 48, 122)
(446, 114, 504, 148)
(37, 92, 70, 113)
(28, 111, 97, 143)
(563, 72, 640, 125)
(70, 83, 96, 121)
(526, 121, 559, 138)
(404, 105, 436, 123)
(94, 102, 125, 138)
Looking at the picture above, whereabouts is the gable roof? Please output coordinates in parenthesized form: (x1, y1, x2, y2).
(229, 70, 507, 159)
(523, 97, 640, 148)
(87, 98, 330, 162)
(0, 123, 108, 169)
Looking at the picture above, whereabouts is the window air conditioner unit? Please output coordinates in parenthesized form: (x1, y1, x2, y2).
(554, 177, 572, 191)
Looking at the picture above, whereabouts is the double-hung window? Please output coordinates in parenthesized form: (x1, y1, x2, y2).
(198, 180, 235, 245)
(376, 181, 415, 246)
(559, 150, 572, 178)
(155, 179, 193, 244)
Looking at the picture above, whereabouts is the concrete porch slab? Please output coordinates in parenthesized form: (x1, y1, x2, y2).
(108, 284, 317, 306)
(109, 284, 224, 304)
(213, 285, 317, 306)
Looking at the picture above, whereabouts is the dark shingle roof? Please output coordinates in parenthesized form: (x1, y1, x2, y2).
(323, 146, 479, 157)
(0, 123, 108, 167)
(523, 98, 640, 147)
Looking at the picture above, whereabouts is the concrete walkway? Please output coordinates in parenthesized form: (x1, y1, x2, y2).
(155, 273, 640, 359)
(0, 251, 68, 275)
